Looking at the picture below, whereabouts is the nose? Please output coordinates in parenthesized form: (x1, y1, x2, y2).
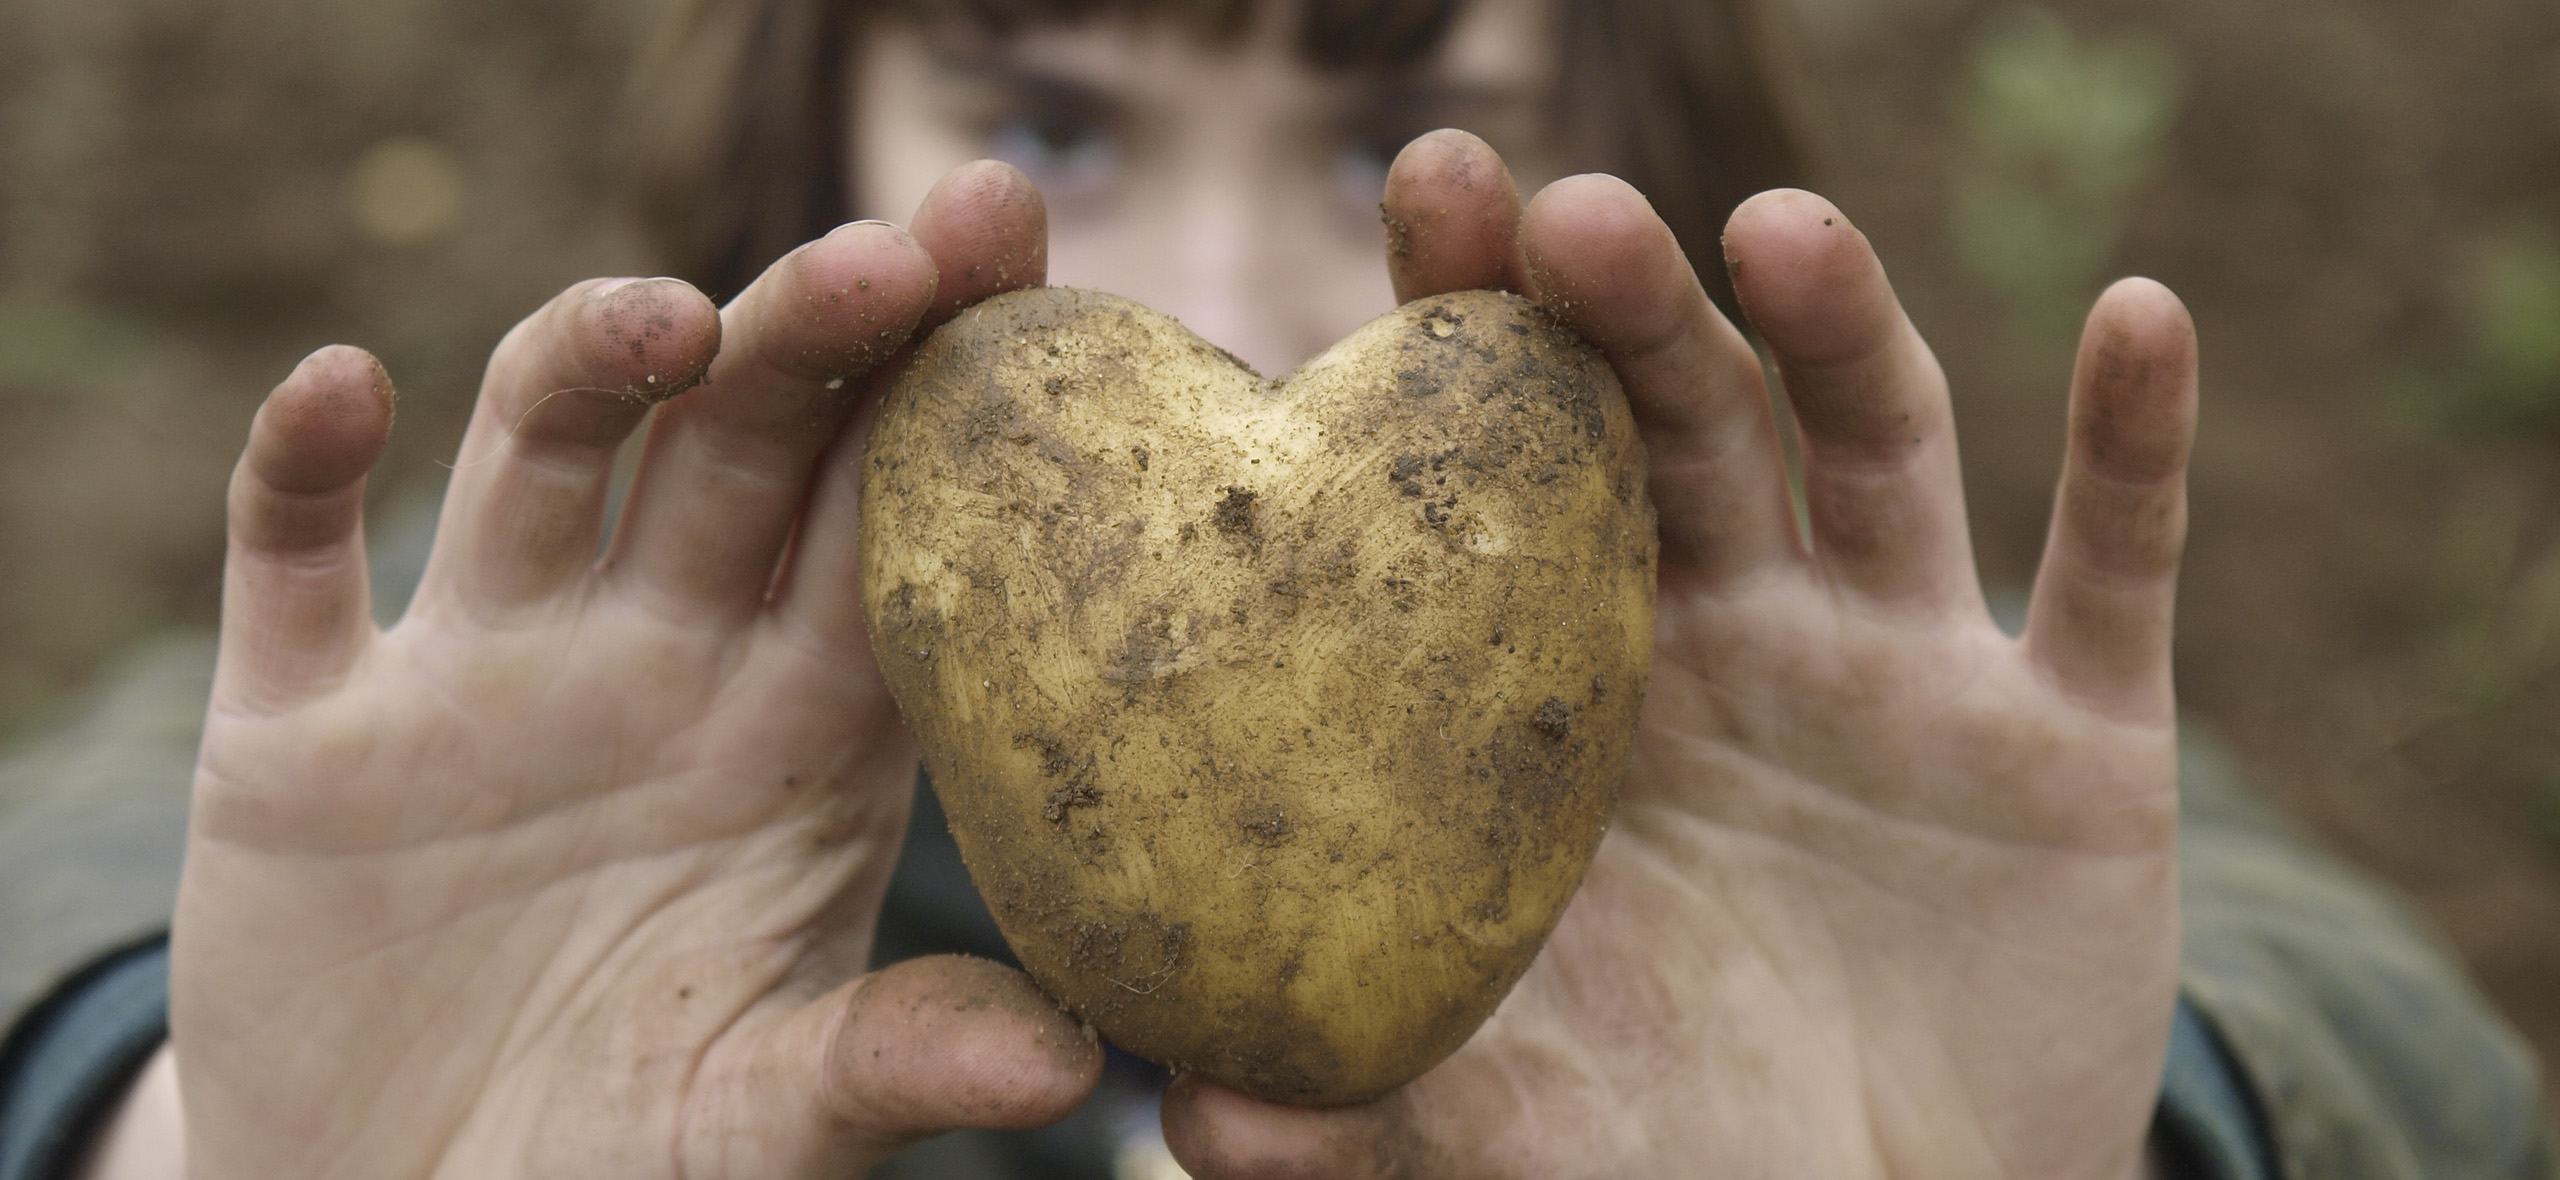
(1159, 145, 1345, 377)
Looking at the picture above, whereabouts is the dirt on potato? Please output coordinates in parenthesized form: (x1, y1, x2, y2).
(860, 287, 1655, 1105)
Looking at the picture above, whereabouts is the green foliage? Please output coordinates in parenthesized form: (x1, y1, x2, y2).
(0, 289, 184, 398)
(2381, 218, 2560, 437)
(2458, 221, 2560, 428)
(2409, 480, 2560, 844)
(1952, 5, 2182, 339)
(2478, 225, 2560, 387)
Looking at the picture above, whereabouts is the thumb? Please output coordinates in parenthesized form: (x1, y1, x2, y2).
(696, 954, 1104, 1177)
(1162, 1074, 1412, 1180)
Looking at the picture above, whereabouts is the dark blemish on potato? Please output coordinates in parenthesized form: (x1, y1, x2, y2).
(961, 393, 1017, 446)
(1102, 607, 1183, 685)
(1534, 697, 1572, 741)
(1017, 731, 1076, 778)
(1214, 486, 1258, 535)
(1391, 453, 1426, 496)
(1063, 913, 1191, 996)
(879, 580, 943, 642)
(1045, 780, 1102, 823)
(1238, 803, 1295, 847)
(1133, 446, 1149, 470)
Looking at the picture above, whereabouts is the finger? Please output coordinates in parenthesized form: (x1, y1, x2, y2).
(714, 955, 1101, 1175)
(1161, 1076, 1401, 1180)
(421, 276, 720, 614)
(607, 221, 937, 614)
(1724, 189, 1978, 609)
(2023, 278, 2197, 721)
(909, 159, 1048, 330)
(1381, 129, 1527, 303)
(773, 162, 1049, 651)
(1520, 174, 1801, 584)
(220, 345, 395, 704)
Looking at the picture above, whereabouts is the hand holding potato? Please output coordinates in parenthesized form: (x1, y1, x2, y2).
(171, 165, 1099, 1180)
(1157, 132, 2192, 1180)
(170, 129, 2190, 1179)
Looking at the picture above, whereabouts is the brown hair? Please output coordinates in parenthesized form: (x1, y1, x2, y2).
(627, 0, 1805, 311)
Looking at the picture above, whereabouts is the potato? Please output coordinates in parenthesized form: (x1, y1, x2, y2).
(859, 287, 1655, 1106)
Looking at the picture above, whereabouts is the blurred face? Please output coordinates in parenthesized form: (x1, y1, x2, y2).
(853, 0, 1558, 375)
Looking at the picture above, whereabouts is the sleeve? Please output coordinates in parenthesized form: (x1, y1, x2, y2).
(0, 489, 453, 1180)
(0, 631, 212, 1180)
(2173, 729, 2559, 1180)
(0, 636, 209, 1038)
(0, 488, 438, 1033)
(2155, 995, 2278, 1180)
(0, 940, 167, 1180)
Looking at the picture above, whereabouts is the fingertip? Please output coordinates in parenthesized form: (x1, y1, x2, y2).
(758, 221, 943, 379)
(250, 344, 395, 496)
(1522, 173, 1661, 278)
(2090, 277, 2197, 368)
(2025, 277, 2198, 716)
(1519, 173, 1715, 353)
(572, 276, 722, 403)
(1381, 129, 1524, 300)
(225, 345, 388, 696)
(1722, 187, 1844, 243)
(1390, 127, 1496, 179)
(2073, 277, 2199, 485)
(909, 159, 1048, 325)
(822, 955, 1101, 1143)
(1720, 189, 1894, 366)
(1160, 1075, 1391, 1180)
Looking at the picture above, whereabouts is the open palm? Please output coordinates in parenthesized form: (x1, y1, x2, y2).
(1165, 134, 2191, 1180)
(173, 167, 1101, 1180)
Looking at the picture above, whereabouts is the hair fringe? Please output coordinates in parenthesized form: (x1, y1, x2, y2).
(625, 0, 1806, 315)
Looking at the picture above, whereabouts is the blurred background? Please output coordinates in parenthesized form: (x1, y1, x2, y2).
(1, 0, 2556, 1113)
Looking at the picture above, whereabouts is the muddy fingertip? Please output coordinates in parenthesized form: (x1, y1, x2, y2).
(824, 954, 1103, 1136)
(577, 276, 722, 403)
(253, 344, 397, 493)
(1162, 1074, 1396, 1180)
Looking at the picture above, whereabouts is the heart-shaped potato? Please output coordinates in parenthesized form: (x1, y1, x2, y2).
(859, 287, 1654, 1105)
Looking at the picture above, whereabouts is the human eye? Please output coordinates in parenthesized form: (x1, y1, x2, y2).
(1329, 125, 1405, 207)
(980, 84, 1123, 201)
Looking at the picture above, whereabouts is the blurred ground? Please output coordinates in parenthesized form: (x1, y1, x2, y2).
(3, 0, 2559, 1115)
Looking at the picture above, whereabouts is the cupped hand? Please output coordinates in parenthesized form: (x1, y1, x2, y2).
(1161, 131, 2193, 1180)
(171, 162, 1099, 1180)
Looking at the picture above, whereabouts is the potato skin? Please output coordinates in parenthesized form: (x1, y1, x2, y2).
(859, 287, 1654, 1106)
